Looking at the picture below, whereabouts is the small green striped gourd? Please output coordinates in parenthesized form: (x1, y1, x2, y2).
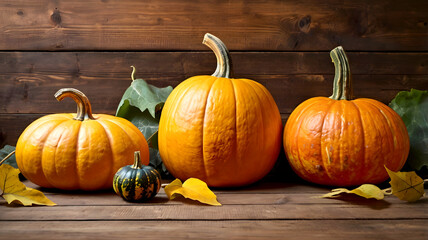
(113, 151, 161, 202)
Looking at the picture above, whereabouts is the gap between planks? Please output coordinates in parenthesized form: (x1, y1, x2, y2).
(0, 219, 427, 240)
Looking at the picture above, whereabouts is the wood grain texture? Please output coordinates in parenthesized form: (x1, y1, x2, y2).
(35, 192, 428, 207)
(1, 182, 426, 220)
(0, 0, 427, 51)
(2, 74, 426, 114)
(0, 220, 427, 240)
(1, 204, 427, 221)
(1, 52, 426, 114)
(1, 181, 427, 239)
(17, 180, 426, 206)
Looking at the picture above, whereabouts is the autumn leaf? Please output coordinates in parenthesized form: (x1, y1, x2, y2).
(164, 178, 221, 206)
(319, 184, 386, 200)
(0, 164, 56, 206)
(385, 166, 425, 202)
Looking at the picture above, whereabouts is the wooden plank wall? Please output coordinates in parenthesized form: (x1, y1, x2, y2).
(1, 0, 427, 148)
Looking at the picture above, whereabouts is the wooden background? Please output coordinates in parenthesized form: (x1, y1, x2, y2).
(1, 0, 427, 148)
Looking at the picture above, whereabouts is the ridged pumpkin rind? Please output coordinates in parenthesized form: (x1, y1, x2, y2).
(283, 97, 410, 186)
(113, 165, 161, 201)
(158, 75, 283, 187)
(16, 113, 150, 191)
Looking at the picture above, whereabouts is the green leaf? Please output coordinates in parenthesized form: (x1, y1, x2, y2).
(116, 75, 173, 177)
(389, 89, 428, 170)
(116, 78, 173, 119)
(118, 102, 160, 141)
(0, 145, 17, 168)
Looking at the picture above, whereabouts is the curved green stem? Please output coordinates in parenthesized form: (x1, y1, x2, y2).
(55, 88, 95, 121)
(203, 33, 232, 78)
(132, 151, 143, 169)
(329, 46, 354, 100)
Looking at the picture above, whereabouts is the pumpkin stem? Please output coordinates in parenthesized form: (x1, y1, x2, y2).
(329, 46, 354, 100)
(54, 88, 95, 121)
(132, 151, 143, 169)
(130, 66, 136, 81)
(203, 33, 233, 78)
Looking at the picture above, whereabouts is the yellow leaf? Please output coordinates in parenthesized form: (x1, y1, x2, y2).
(319, 184, 385, 200)
(0, 164, 56, 206)
(349, 184, 385, 200)
(164, 178, 221, 206)
(385, 166, 425, 202)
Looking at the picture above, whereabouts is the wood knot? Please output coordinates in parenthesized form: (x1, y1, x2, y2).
(417, 21, 428, 28)
(17, 10, 24, 16)
(51, 8, 62, 27)
(401, 75, 409, 86)
(298, 15, 311, 33)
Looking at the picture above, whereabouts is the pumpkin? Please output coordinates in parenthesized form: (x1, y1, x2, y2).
(15, 88, 149, 191)
(113, 151, 161, 201)
(283, 46, 410, 186)
(158, 33, 283, 187)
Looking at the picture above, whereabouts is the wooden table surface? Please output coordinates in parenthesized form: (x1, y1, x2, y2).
(0, 178, 427, 240)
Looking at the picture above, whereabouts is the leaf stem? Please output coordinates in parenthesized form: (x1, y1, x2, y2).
(130, 66, 136, 81)
(382, 187, 393, 195)
(147, 130, 158, 147)
(0, 150, 15, 166)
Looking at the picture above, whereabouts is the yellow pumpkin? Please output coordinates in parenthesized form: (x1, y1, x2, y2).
(16, 88, 149, 191)
(158, 33, 283, 187)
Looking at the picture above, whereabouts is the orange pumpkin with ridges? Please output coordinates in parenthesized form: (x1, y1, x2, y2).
(158, 33, 283, 187)
(283, 46, 410, 186)
(16, 88, 149, 190)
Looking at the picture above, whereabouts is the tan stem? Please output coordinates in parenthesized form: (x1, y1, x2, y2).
(132, 151, 143, 169)
(55, 88, 95, 121)
(0, 150, 15, 166)
(382, 187, 393, 195)
(202, 33, 232, 78)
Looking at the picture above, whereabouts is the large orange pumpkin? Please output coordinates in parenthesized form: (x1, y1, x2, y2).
(16, 88, 149, 190)
(158, 33, 283, 187)
(283, 47, 410, 186)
